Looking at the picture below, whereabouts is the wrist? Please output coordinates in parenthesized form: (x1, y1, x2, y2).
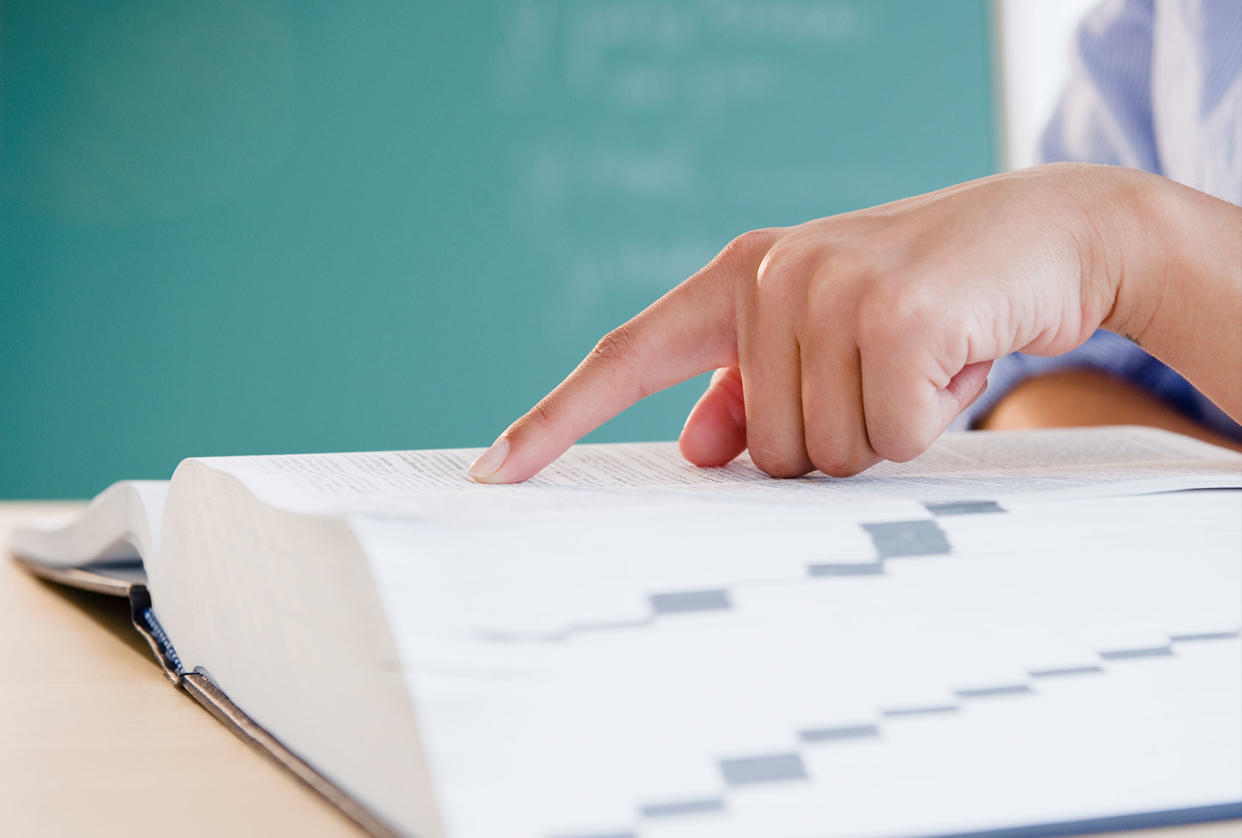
(1092, 167, 1242, 421)
(1084, 166, 1172, 346)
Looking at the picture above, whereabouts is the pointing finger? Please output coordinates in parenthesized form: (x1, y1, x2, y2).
(471, 230, 780, 483)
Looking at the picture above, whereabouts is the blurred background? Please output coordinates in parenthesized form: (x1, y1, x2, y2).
(0, 0, 1093, 497)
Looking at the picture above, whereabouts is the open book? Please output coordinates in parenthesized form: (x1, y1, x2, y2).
(12, 427, 1242, 838)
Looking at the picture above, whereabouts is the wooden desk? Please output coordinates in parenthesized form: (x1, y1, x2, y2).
(1, 502, 1238, 838)
(0, 502, 359, 837)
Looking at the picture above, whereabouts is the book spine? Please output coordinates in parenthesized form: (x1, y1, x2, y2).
(140, 606, 184, 675)
(127, 586, 184, 683)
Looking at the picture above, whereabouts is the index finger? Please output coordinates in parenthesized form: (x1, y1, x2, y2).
(469, 229, 778, 483)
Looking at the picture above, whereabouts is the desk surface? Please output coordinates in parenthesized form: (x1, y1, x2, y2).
(1, 501, 1238, 838)
(0, 502, 360, 837)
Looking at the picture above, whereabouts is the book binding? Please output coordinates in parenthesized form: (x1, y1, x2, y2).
(15, 556, 399, 838)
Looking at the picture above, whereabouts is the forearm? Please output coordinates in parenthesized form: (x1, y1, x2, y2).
(1101, 172, 1242, 422)
(979, 368, 1242, 452)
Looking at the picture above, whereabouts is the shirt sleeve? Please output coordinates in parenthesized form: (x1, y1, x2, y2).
(1038, 0, 1160, 172)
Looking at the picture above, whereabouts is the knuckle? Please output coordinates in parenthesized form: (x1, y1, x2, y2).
(792, 242, 866, 327)
(749, 444, 809, 479)
(886, 442, 925, 464)
(585, 324, 653, 402)
(867, 419, 930, 464)
(869, 432, 918, 464)
(754, 242, 814, 301)
(528, 399, 556, 430)
(588, 325, 639, 368)
(857, 281, 917, 352)
(720, 228, 777, 266)
(806, 425, 880, 477)
(804, 277, 840, 327)
(808, 446, 869, 479)
(895, 428, 935, 463)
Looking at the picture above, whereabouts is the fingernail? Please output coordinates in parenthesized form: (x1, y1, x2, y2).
(468, 436, 510, 482)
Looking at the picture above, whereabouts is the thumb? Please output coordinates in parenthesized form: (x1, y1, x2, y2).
(679, 366, 748, 467)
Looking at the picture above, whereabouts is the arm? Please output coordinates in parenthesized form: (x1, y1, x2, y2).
(1107, 175, 1242, 422)
(979, 368, 1242, 453)
(980, 175, 1242, 446)
(467, 163, 1242, 483)
(960, 1, 1238, 440)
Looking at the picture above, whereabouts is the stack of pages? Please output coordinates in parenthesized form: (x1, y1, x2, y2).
(12, 427, 1242, 838)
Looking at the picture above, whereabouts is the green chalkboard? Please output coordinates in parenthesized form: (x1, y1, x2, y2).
(0, 0, 996, 497)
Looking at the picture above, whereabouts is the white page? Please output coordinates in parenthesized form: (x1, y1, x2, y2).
(191, 427, 1242, 523)
(354, 488, 1242, 838)
(12, 480, 168, 566)
(165, 426, 1241, 837)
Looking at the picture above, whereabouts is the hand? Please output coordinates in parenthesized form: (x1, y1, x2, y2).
(468, 163, 1241, 483)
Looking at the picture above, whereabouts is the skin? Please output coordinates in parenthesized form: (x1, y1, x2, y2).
(978, 368, 1242, 453)
(468, 163, 1242, 483)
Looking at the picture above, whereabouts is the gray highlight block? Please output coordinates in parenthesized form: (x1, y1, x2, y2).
(799, 723, 881, 743)
(954, 684, 1035, 699)
(862, 520, 951, 558)
(1028, 665, 1105, 678)
(1170, 630, 1241, 643)
(924, 500, 1005, 516)
(639, 798, 726, 818)
(650, 589, 732, 615)
(549, 833, 635, 838)
(807, 562, 885, 577)
(881, 704, 960, 718)
(719, 753, 808, 785)
(1099, 646, 1175, 660)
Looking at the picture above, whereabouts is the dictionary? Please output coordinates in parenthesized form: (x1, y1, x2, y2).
(12, 427, 1242, 838)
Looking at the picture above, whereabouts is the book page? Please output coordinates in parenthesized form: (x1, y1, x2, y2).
(354, 487, 1242, 838)
(190, 427, 1242, 522)
(151, 426, 1240, 838)
(11, 480, 168, 568)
